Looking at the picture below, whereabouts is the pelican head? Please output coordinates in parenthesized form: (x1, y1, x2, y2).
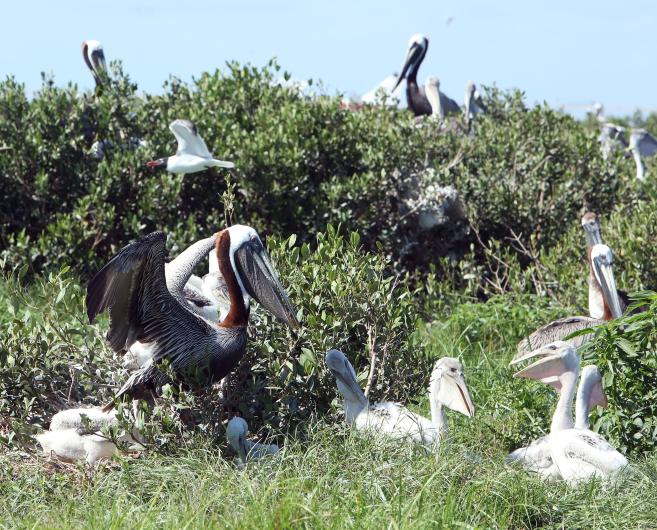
(429, 357, 474, 417)
(325, 349, 368, 407)
(81, 40, 107, 89)
(219, 225, 299, 329)
(590, 244, 623, 319)
(424, 76, 443, 118)
(513, 341, 579, 386)
(580, 365, 607, 408)
(581, 211, 603, 246)
(226, 416, 249, 462)
(393, 34, 429, 91)
(465, 80, 476, 98)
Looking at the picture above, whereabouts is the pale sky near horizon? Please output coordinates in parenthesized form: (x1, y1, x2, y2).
(2, 0, 655, 117)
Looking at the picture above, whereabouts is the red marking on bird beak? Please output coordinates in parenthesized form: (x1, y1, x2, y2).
(146, 160, 160, 168)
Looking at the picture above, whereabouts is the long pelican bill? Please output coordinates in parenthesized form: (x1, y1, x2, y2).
(234, 240, 299, 329)
(392, 42, 422, 91)
(591, 245, 623, 319)
(513, 346, 569, 383)
(439, 375, 475, 417)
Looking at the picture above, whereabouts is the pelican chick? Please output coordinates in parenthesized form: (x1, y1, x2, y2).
(514, 342, 627, 485)
(147, 119, 234, 175)
(226, 417, 279, 466)
(36, 429, 118, 465)
(325, 349, 474, 447)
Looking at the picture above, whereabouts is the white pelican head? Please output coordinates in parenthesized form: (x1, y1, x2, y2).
(429, 357, 474, 417)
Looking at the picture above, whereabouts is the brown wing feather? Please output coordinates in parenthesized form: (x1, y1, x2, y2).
(515, 316, 603, 360)
(86, 232, 167, 354)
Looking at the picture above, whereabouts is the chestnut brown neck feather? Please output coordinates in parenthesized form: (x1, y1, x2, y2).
(216, 230, 249, 328)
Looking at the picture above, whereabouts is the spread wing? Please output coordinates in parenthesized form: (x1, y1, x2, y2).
(87, 232, 170, 354)
(514, 316, 603, 361)
(169, 119, 212, 158)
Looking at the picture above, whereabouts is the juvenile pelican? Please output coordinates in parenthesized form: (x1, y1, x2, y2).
(81, 40, 107, 93)
(147, 119, 235, 175)
(226, 417, 279, 466)
(87, 226, 299, 406)
(424, 76, 460, 120)
(325, 350, 474, 447)
(507, 354, 607, 478)
(36, 430, 118, 465)
(36, 407, 139, 465)
(463, 80, 485, 128)
(628, 129, 657, 180)
(514, 342, 627, 484)
(514, 243, 623, 361)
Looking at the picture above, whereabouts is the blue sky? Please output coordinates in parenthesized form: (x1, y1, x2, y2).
(2, 0, 656, 116)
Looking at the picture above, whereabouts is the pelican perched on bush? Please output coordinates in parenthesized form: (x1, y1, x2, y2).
(392, 34, 459, 117)
(424, 76, 460, 120)
(87, 225, 299, 406)
(507, 354, 607, 478)
(147, 119, 235, 175)
(226, 417, 279, 466)
(325, 350, 474, 447)
(514, 243, 623, 360)
(628, 129, 657, 180)
(513, 342, 627, 484)
(463, 81, 485, 128)
(81, 40, 107, 94)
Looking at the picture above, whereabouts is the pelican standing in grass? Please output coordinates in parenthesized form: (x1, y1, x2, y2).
(628, 129, 657, 180)
(226, 417, 279, 466)
(514, 243, 623, 361)
(147, 119, 235, 175)
(325, 350, 474, 447)
(513, 342, 627, 484)
(507, 353, 607, 478)
(87, 225, 299, 407)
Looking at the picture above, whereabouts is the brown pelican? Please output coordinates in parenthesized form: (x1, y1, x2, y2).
(392, 34, 447, 117)
(423, 76, 460, 120)
(514, 342, 628, 484)
(81, 40, 108, 94)
(226, 417, 278, 466)
(122, 237, 230, 371)
(147, 120, 234, 175)
(325, 350, 473, 447)
(628, 129, 657, 180)
(514, 243, 622, 361)
(507, 352, 607, 478)
(87, 225, 299, 406)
